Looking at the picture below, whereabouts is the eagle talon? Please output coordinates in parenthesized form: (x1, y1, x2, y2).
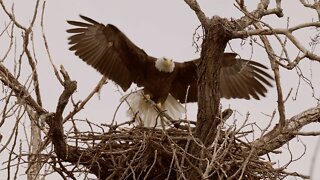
(144, 94, 151, 101)
(156, 102, 162, 109)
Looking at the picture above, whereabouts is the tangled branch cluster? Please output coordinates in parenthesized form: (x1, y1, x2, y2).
(60, 120, 290, 179)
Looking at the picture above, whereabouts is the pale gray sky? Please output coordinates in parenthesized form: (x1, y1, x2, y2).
(1, 0, 320, 179)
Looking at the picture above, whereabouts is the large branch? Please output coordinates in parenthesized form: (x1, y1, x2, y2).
(47, 67, 76, 159)
(255, 23, 286, 127)
(184, 0, 208, 26)
(252, 105, 320, 156)
(232, 22, 320, 37)
(45, 68, 111, 179)
(232, 22, 320, 65)
(232, 1, 320, 66)
(0, 63, 47, 115)
(233, 0, 276, 30)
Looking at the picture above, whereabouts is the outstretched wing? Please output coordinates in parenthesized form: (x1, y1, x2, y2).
(67, 15, 156, 91)
(220, 53, 273, 100)
(170, 53, 273, 102)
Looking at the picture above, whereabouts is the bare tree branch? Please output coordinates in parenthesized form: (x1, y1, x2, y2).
(233, 22, 320, 65)
(299, 0, 320, 20)
(254, 22, 286, 127)
(253, 105, 320, 156)
(184, 0, 207, 26)
(0, 63, 47, 115)
(63, 76, 107, 122)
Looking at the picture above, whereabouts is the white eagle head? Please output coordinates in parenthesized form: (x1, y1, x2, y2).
(155, 57, 175, 73)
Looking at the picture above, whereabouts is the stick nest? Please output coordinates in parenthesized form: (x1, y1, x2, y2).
(65, 121, 289, 180)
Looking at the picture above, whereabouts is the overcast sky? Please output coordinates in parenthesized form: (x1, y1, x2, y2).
(1, 0, 320, 179)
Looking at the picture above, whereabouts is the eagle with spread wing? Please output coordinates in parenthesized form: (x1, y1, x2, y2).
(67, 15, 273, 127)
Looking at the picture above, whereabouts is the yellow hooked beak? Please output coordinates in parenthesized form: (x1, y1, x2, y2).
(164, 58, 172, 68)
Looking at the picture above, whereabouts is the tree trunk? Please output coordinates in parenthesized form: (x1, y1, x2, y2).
(195, 18, 230, 146)
(186, 18, 231, 179)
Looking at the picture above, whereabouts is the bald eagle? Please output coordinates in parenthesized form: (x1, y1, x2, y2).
(67, 15, 273, 127)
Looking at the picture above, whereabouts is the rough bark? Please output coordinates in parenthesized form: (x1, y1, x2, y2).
(195, 18, 230, 146)
(49, 79, 77, 159)
(185, 18, 231, 179)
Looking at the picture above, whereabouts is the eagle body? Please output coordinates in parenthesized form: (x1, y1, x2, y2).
(67, 15, 274, 127)
(139, 60, 177, 104)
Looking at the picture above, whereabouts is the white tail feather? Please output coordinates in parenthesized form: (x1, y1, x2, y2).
(122, 90, 185, 127)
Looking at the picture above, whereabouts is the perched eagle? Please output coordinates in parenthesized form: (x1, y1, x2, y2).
(67, 15, 273, 127)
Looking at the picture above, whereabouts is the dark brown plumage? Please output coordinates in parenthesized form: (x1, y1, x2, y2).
(67, 15, 273, 105)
